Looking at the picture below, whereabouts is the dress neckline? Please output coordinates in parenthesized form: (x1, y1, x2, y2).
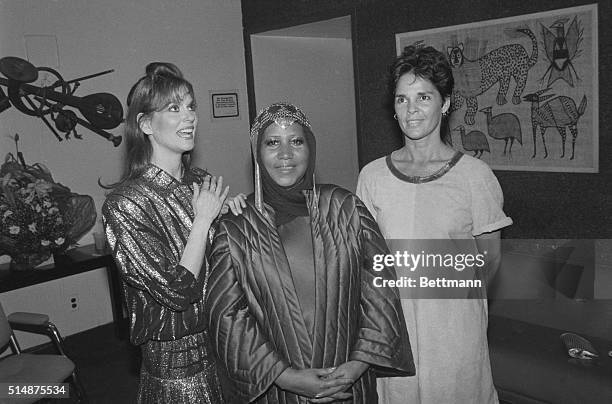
(385, 151, 463, 184)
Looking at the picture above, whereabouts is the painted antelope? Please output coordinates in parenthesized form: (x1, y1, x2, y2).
(522, 88, 587, 160)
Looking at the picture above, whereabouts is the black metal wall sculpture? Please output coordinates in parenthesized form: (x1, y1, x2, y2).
(0, 56, 123, 146)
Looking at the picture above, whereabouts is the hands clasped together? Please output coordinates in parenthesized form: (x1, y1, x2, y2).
(276, 360, 369, 403)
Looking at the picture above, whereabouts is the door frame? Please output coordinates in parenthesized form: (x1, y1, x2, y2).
(242, 12, 362, 164)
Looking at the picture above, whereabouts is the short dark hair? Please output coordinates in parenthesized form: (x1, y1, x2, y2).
(389, 45, 455, 144)
(389, 45, 454, 100)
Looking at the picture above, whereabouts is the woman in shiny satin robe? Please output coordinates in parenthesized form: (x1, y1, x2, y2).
(102, 62, 244, 403)
(205, 102, 415, 403)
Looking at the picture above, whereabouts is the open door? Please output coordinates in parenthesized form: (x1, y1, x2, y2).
(248, 16, 359, 191)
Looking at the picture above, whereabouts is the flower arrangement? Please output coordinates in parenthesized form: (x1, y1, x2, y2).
(0, 135, 96, 270)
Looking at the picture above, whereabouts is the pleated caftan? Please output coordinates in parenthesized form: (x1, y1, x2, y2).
(205, 185, 415, 403)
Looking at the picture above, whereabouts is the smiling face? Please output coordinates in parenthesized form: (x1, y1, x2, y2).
(259, 122, 310, 187)
(394, 72, 450, 143)
(140, 92, 197, 159)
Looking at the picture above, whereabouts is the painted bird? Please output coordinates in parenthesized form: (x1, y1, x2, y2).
(452, 125, 490, 158)
(479, 106, 523, 156)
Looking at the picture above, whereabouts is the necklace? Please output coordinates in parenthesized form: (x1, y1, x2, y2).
(386, 151, 463, 184)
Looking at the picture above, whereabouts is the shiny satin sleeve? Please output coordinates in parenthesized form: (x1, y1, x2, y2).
(103, 194, 203, 311)
(205, 224, 290, 402)
(350, 198, 416, 376)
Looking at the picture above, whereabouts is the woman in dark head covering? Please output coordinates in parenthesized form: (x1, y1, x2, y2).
(249, 102, 316, 225)
(206, 102, 414, 403)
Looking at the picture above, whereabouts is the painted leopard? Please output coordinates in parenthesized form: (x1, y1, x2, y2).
(448, 28, 538, 125)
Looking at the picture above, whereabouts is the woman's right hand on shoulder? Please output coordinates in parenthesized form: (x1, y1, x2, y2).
(192, 176, 229, 226)
(275, 367, 352, 401)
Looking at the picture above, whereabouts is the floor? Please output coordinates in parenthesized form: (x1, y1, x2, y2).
(37, 322, 516, 404)
(40, 323, 140, 403)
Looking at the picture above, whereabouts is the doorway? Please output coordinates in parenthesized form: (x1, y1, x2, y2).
(249, 16, 359, 191)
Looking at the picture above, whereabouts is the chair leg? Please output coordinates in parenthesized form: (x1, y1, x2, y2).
(69, 370, 88, 403)
(45, 323, 88, 402)
(46, 321, 68, 357)
(9, 333, 22, 354)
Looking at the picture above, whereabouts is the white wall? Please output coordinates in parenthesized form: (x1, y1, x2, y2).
(1, 269, 113, 351)
(250, 35, 359, 191)
(0, 0, 249, 346)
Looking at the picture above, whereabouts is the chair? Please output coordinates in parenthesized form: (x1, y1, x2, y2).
(0, 301, 87, 403)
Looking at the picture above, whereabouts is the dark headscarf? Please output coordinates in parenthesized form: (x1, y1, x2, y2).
(250, 102, 316, 226)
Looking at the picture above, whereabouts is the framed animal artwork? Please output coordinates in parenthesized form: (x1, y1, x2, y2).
(395, 3, 598, 173)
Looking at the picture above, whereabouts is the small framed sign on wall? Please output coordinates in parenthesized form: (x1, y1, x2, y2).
(210, 91, 239, 120)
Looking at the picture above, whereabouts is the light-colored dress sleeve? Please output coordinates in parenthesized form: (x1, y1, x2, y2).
(356, 166, 377, 220)
(469, 163, 513, 236)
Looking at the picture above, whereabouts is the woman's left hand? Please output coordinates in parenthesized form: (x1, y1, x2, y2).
(309, 361, 369, 403)
(221, 193, 247, 216)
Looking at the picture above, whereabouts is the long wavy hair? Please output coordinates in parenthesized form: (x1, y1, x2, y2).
(103, 62, 195, 188)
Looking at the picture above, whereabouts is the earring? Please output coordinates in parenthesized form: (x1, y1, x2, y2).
(442, 110, 449, 117)
(393, 113, 398, 120)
